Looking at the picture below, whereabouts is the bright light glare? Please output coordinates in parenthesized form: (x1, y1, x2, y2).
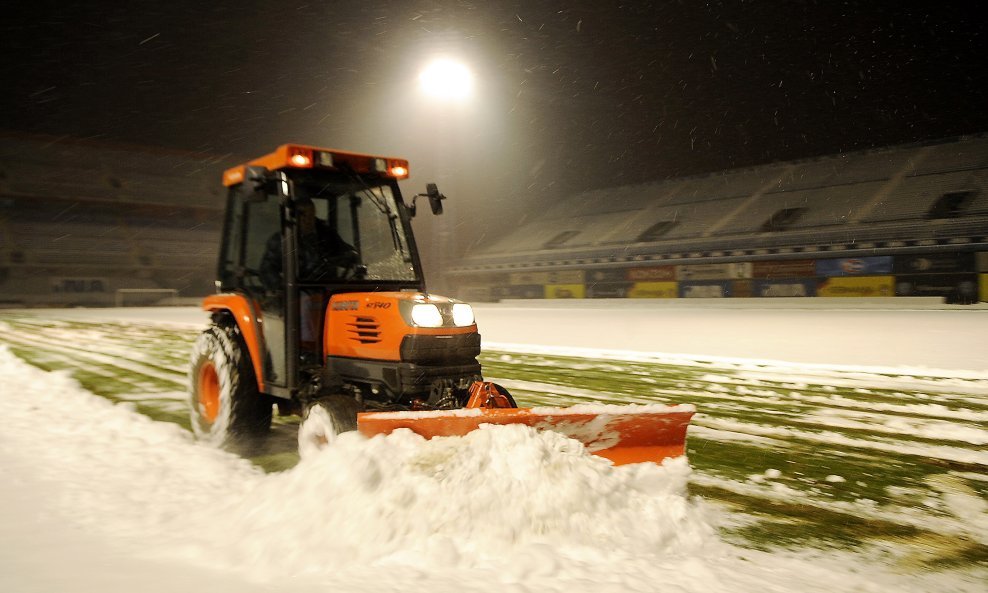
(411, 304, 443, 327)
(452, 303, 475, 326)
(419, 59, 473, 101)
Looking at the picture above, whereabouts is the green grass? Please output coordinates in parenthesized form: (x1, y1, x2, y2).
(2, 311, 986, 570)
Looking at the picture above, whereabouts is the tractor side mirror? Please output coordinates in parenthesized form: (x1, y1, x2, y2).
(426, 183, 445, 216)
(409, 183, 447, 217)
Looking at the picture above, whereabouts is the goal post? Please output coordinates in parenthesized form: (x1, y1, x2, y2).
(115, 288, 179, 307)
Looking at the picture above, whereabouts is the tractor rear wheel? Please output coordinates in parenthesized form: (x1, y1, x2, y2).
(297, 396, 360, 460)
(188, 322, 272, 451)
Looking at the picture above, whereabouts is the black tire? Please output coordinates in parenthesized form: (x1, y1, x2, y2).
(491, 382, 518, 408)
(297, 396, 360, 460)
(188, 322, 272, 450)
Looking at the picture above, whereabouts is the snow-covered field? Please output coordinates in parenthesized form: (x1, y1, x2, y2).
(476, 297, 988, 372)
(1, 300, 986, 592)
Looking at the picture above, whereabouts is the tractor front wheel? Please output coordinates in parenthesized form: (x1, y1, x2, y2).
(188, 323, 272, 451)
(297, 396, 360, 460)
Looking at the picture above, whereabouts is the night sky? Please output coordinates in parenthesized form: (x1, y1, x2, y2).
(4, 1, 987, 213)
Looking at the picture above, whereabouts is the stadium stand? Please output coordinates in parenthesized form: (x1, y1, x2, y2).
(0, 133, 233, 307)
(3, 132, 986, 307)
(450, 135, 988, 304)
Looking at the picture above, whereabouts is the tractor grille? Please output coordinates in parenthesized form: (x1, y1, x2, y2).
(346, 316, 382, 344)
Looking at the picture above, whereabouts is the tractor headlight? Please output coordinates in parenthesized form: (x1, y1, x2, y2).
(452, 303, 475, 326)
(410, 303, 443, 327)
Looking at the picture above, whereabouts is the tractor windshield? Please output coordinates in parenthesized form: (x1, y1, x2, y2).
(290, 174, 417, 283)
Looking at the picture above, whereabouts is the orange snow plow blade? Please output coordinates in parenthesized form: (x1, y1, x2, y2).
(357, 404, 695, 465)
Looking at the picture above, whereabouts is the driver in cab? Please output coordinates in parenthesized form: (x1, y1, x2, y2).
(259, 196, 361, 356)
(259, 196, 360, 290)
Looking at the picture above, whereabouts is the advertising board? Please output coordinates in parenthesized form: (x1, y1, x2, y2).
(626, 266, 677, 281)
(895, 274, 979, 302)
(817, 276, 894, 297)
(752, 260, 817, 278)
(981, 274, 988, 302)
(495, 285, 544, 299)
(586, 283, 632, 298)
(731, 280, 754, 298)
(752, 279, 817, 297)
(509, 270, 585, 285)
(628, 282, 678, 299)
(586, 269, 629, 283)
(458, 286, 493, 302)
(679, 280, 731, 298)
(545, 284, 586, 299)
(677, 262, 752, 281)
(893, 253, 975, 275)
(816, 256, 893, 277)
(977, 252, 988, 273)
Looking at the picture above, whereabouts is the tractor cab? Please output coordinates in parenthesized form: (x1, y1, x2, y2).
(215, 145, 443, 397)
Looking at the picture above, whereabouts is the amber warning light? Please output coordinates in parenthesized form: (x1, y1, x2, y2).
(223, 144, 411, 186)
(290, 151, 313, 167)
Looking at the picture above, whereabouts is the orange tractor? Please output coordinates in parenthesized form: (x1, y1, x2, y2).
(188, 144, 693, 464)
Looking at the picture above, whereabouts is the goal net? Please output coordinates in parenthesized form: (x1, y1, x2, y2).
(115, 288, 179, 307)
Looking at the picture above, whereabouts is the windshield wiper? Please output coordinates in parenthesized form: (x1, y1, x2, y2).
(340, 166, 405, 255)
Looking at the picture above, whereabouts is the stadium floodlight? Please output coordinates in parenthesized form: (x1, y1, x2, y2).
(418, 58, 474, 102)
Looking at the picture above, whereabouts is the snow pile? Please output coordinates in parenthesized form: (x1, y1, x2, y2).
(0, 345, 715, 587)
(0, 347, 262, 541)
(205, 426, 711, 577)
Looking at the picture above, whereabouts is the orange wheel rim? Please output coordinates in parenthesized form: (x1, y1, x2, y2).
(198, 362, 220, 423)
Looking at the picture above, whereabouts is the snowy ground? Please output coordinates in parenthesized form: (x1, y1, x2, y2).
(1, 299, 986, 592)
(475, 297, 988, 372)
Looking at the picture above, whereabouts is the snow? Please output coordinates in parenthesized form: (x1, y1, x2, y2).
(474, 298, 988, 373)
(2, 300, 988, 592)
(13, 305, 213, 328)
(0, 345, 717, 592)
(1, 345, 984, 593)
(698, 415, 988, 465)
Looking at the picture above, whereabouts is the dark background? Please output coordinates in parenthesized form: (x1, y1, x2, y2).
(3, 1, 987, 250)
